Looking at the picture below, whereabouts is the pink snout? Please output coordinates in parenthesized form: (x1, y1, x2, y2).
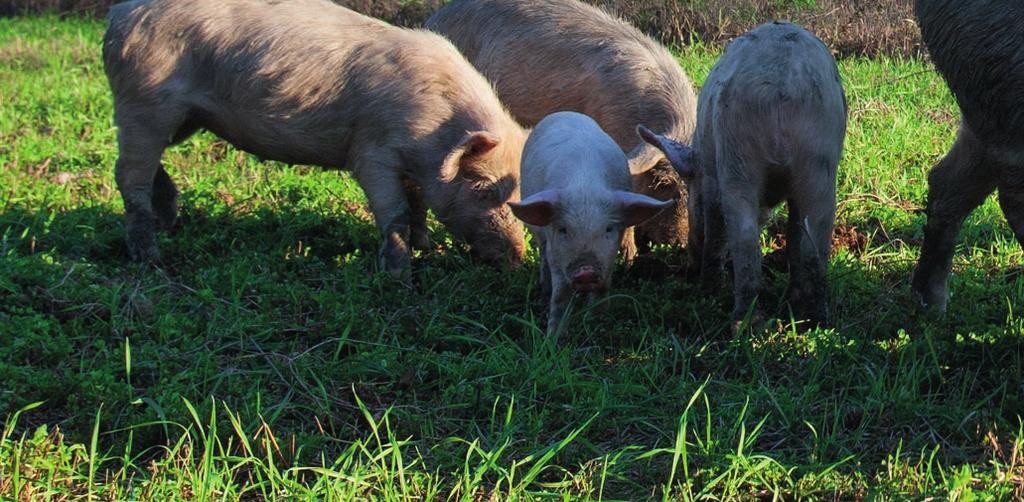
(571, 266, 603, 292)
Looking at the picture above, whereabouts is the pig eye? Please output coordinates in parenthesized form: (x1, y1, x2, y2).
(605, 226, 614, 233)
(557, 227, 568, 235)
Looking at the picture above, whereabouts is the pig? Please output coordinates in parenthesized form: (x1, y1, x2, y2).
(509, 112, 674, 334)
(660, 22, 848, 325)
(102, 0, 528, 276)
(425, 0, 697, 261)
(911, 0, 1024, 311)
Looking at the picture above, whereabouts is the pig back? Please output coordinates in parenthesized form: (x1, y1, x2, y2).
(520, 112, 631, 198)
(425, 0, 694, 147)
(915, 0, 1024, 153)
(104, 0, 511, 170)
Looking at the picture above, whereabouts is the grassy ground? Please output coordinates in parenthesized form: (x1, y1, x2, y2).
(3, 0, 919, 58)
(1, 15, 1023, 501)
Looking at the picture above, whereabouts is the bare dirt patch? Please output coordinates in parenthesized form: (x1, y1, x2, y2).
(763, 222, 870, 271)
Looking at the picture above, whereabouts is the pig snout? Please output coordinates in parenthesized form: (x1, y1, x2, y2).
(468, 223, 526, 270)
(471, 240, 525, 269)
(571, 266, 604, 292)
(456, 204, 526, 269)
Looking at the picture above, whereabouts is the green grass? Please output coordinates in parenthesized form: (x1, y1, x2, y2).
(2, 15, 1023, 500)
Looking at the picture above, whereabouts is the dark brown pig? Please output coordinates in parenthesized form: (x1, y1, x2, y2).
(912, 0, 1024, 310)
(103, 0, 527, 276)
(426, 0, 697, 261)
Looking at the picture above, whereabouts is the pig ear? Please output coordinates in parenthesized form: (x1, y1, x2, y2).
(439, 131, 501, 182)
(626, 142, 662, 176)
(508, 189, 560, 226)
(615, 191, 675, 227)
(636, 124, 695, 178)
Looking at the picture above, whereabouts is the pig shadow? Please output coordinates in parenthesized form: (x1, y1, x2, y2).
(0, 199, 382, 272)
(611, 206, 1022, 342)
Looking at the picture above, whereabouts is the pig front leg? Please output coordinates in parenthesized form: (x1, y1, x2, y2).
(152, 165, 179, 232)
(536, 234, 553, 300)
(587, 290, 609, 317)
(402, 179, 430, 251)
(543, 243, 572, 336)
(686, 175, 706, 277)
(354, 165, 415, 278)
(911, 125, 996, 310)
(546, 272, 573, 336)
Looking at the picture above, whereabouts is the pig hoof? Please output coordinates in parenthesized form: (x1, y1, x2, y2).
(910, 271, 949, 312)
(386, 265, 413, 286)
(731, 309, 765, 333)
(911, 286, 948, 312)
(154, 205, 178, 231)
(380, 224, 412, 276)
(410, 230, 429, 251)
(128, 241, 161, 263)
(380, 250, 412, 283)
(732, 316, 763, 334)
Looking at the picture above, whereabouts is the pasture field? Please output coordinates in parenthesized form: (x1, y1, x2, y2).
(1, 15, 1023, 501)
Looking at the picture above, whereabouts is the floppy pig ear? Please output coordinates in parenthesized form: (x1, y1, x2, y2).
(615, 191, 675, 227)
(508, 189, 560, 227)
(636, 124, 696, 178)
(439, 131, 501, 182)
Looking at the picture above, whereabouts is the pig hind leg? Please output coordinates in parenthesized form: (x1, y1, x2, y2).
(719, 161, 765, 323)
(699, 175, 728, 290)
(911, 125, 996, 310)
(785, 161, 837, 325)
(114, 107, 189, 261)
(353, 158, 415, 278)
(152, 165, 179, 232)
(151, 117, 201, 232)
(997, 165, 1024, 250)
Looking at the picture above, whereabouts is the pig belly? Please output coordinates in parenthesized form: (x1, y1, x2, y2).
(190, 101, 353, 170)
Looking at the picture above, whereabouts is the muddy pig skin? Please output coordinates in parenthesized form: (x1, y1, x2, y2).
(912, 0, 1024, 311)
(687, 22, 847, 325)
(426, 0, 696, 260)
(103, 0, 528, 276)
(509, 112, 674, 334)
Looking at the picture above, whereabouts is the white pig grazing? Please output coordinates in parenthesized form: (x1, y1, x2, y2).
(102, 0, 528, 276)
(509, 112, 674, 334)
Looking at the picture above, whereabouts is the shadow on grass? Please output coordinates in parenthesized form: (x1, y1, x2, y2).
(1, 200, 376, 264)
(1, 199, 1021, 491)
